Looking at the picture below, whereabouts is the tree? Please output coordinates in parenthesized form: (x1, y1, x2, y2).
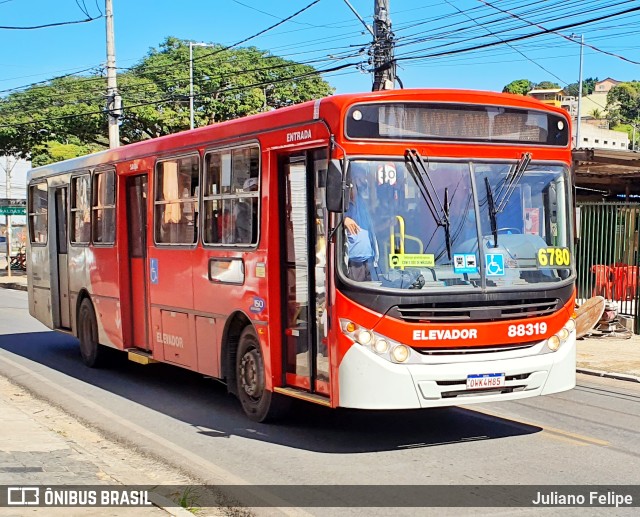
(606, 81, 640, 126)
(564, 77, 598, 97)
(607, 82, 640, 150)
(30, 139, 103, 167)
(502, 79, 533, 95)
(534, 81, 561, 90)
(589, 108, 602, 119)
(0, 37, 335, 164)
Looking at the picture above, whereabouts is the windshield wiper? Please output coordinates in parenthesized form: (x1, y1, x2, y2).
(485, 177, 498, 248)
(485, 152, 531, 247)
(404, 149, 452, 260)
(495, 152, 531, 213)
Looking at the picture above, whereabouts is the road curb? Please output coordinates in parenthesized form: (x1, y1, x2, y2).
(577, 367, 640, 384)
(148, 492, 196, 517)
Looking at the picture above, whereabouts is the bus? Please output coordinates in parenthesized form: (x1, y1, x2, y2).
(26, 89, 577, 422)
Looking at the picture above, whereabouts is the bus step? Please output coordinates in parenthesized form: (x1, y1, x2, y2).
(273, 387, 331, 406)
(126, 349, 158, 365)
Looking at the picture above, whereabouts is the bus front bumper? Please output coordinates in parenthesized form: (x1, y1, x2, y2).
(337, 336, 576, 409)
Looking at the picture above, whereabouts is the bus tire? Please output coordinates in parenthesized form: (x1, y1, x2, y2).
(77, 298, 107, 368)
(236, 326, 289, 422)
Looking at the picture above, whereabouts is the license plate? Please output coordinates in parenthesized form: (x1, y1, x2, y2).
(466, 373, 506, 390)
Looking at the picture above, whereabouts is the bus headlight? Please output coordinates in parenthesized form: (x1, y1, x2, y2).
(391, 345, 410, 363)
(339, 319, 416, 363)
(545, 317, 576, 352)
(547, 335, 561, 351)
(374, 339, 389, 354)
(356, 330, 373, 346)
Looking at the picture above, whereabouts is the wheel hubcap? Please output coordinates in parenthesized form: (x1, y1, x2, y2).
(240, 347, 263, 400)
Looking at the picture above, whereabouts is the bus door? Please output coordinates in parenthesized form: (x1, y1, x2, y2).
(53, 187, 71, 329)
(281, 149, 330, 396)
(125, 174, 149, 349)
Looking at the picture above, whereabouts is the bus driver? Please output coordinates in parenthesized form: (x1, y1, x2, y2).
(344, 164, 379, 281)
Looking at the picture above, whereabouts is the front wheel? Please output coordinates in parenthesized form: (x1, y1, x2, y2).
(77, 298, 108, 368)
(236, 326, 289, 422)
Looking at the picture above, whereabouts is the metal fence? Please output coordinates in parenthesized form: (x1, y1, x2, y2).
(575, 202, 640, 333)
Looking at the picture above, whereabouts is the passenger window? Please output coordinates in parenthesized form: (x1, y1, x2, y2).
(28, 182, 48, 245)
(70, 174, 91, 245)
(92, 169, 116, 245)
(203, 145, 259, 246)
(154, 155, 199, 245)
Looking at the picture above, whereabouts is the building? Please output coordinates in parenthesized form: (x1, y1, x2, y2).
(561, 92, 609, 120)
(527, 88, 564, 107)
(595, 78, 621, 93)
(576, 123, 629, 151)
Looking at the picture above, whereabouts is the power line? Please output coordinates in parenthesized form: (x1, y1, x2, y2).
(392, 4, 640, 64)
(442, 0, 569, 87)
(0, 61, 357, 130)
(476, 0, 640, 65)
(0, 14, 102, 30)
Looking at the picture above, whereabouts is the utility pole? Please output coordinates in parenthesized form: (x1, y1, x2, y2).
(372, 0, 396, 91)
(189, 42, 216, 130)
(105, 0, 121, 148)
(4, 156, 14, 278)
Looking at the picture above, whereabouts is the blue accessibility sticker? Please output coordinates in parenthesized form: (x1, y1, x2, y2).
(486, 254, 505, 276)
(149, 258, 159, 284)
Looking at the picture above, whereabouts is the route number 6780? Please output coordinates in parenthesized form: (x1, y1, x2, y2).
(507, 322, 547, 337)
(537, 247, 571, 267)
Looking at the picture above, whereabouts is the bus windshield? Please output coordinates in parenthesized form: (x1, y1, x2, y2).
(339, 158, 572, 291)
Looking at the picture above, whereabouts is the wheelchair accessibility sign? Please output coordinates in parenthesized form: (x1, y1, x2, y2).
(150, 258, 159, 284)
(486, 253, 505, 276)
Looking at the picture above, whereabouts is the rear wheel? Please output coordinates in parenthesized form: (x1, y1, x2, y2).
(77, 298, 107, 368)
(236, 326, 289, 422)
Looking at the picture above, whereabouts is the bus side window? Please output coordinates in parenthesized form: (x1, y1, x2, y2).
(71, 173, 91, 245)
(92, 169, 116, 245)
(154, 155, 199, 245)
(204, 145, 259, 246)
(28, 182, 48, 245)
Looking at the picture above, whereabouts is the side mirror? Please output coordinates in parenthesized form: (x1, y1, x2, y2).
(326, 159, 350, 213)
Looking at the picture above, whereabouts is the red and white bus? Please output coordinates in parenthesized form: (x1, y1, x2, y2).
(26, 89, 577, 421)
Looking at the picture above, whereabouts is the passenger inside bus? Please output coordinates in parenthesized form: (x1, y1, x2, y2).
(344, 164, 379, 281)
(235, 176, 258, 244)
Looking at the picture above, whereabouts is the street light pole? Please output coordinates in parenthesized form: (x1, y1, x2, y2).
(189, 42, 215, 130)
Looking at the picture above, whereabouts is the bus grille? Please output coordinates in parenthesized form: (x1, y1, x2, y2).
(411, 344, 537, 355)
(390, 298, 560, 323)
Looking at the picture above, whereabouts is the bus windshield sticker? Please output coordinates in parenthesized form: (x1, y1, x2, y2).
(485, 254, 505, 276)
(389, 253, 435, 268)
(250, 296, 266, 314)
(150, 258, 159, 284)
(453, 253, 477, 274)
(537, 247, 571, 268)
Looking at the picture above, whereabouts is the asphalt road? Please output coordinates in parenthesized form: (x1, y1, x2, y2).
(1, 289, 639, 515)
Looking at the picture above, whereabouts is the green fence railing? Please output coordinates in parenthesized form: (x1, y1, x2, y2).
(576, 202, 640, 333)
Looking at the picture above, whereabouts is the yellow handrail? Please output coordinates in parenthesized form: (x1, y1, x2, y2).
(390, 215, 405, 269)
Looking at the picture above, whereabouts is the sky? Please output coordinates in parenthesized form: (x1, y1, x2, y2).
(0, 1, 639, 100)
